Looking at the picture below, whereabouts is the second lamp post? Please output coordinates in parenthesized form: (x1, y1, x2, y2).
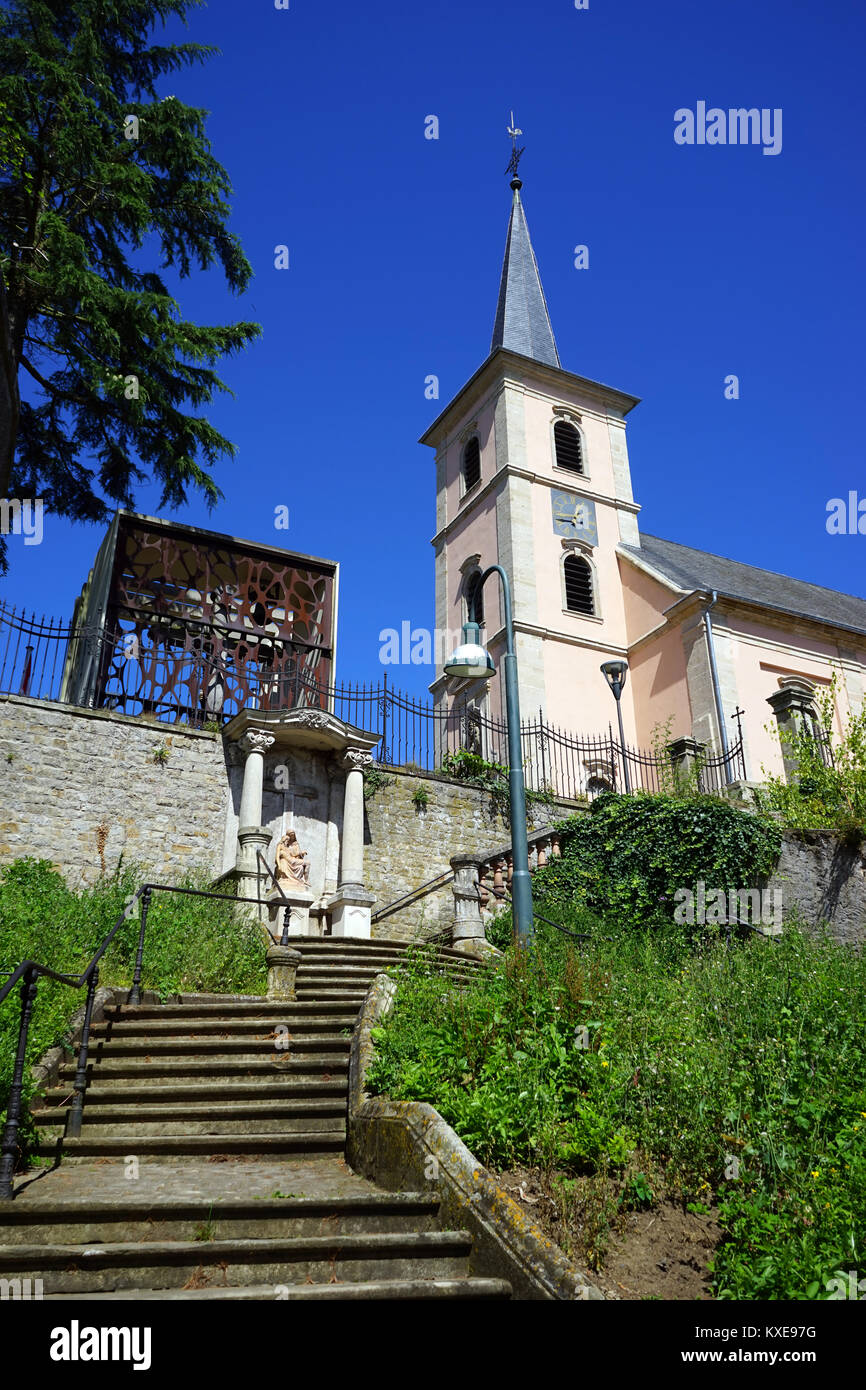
(444, 565, 534, 945)
(600, 659, 631, 793)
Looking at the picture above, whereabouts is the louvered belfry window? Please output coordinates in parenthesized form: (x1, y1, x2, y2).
(462, 436, 481, 491)
(554, 420, 583, 473)
(564, 554, 594, 615)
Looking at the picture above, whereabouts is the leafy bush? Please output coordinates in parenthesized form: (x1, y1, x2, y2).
(533, 792, 781, 927)
(367, 908, 866, 1300)
(0, 859, 266, 1147)
(755, 679, 866, 842)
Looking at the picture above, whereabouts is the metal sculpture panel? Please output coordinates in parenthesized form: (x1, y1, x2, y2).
(95, 520, 335, 723)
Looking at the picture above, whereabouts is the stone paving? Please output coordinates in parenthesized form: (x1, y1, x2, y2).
(11, 1155, 378, 1205)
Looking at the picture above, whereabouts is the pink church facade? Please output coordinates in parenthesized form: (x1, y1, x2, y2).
(424, 175, 866, 792)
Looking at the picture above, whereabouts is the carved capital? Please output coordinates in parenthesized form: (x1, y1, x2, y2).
(340, 748, 373, 773)
(239, 730, 275, 757)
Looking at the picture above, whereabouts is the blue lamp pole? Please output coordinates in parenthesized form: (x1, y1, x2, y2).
(444, 565, 534, 946)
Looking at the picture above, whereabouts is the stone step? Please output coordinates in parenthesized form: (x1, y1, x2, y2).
(58, 1058, 348, 1087)
(36, 1112, 348, 1134)
(42, 1079, 348, 1106)
(43, 1276, 511, 1300)
(0, 1194, 441, 1246)
(295, 960, 476, 977)
(33, 1132, 346, 1161)
(32, 1099, 347, 1137)
(0, 1230, 475, 1293)
(295, 939, 469, 960)
(102, 1001, 361, 1022)
(294, 973, 401, 987)
(294, 993, 366, 1006)
(78, 1037, 350, 1059)
(89, 1017, 357, 1039)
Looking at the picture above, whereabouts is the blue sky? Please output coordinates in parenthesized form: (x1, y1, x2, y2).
(4, 0, 865, 699)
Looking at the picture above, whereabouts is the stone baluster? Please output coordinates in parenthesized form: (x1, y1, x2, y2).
(551, 835, 561, 858)
(492, 858, 506, 900)
(506, 854, 514, 888)
(536, 837, 549, 869)
(450, 855, 491, 956)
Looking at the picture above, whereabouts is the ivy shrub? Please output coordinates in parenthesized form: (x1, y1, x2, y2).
(534, 792, 782, 927)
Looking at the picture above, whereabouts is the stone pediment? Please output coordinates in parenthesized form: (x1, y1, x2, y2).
(223, 705, 379, 755)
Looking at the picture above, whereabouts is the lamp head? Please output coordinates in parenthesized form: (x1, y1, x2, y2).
(444, 622, 496, 681)
(601, 659, 628, 700)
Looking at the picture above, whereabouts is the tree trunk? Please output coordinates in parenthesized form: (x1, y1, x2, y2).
(0, 267, 19, 501)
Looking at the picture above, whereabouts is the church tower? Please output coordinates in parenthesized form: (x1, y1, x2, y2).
(423, 160, 643, 753)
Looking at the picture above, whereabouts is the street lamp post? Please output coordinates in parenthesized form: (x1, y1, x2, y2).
(444, 566, 534, 945)
(600, 659, 631, 794)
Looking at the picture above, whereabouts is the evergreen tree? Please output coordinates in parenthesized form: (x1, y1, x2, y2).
(0, 0, 261, 571)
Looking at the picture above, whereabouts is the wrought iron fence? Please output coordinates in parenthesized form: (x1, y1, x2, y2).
(0, 601, 78, 701)
(0, 599, 747, 799)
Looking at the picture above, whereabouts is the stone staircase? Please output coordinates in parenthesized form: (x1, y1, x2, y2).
(0, 938, 511, 1300)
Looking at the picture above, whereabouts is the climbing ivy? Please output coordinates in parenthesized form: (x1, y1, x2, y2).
(534, 792, 782, 927)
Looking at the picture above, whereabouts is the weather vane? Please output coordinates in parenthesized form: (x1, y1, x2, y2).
(505, 110, 525, 180)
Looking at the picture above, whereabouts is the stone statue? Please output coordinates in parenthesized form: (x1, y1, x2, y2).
(275, 828, 310, 887)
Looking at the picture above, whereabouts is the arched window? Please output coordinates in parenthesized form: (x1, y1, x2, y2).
(564, 554, 594, 615)
(465, 569, 484, 626)
(462, 436, 481, 492)
(553, 420, 583, 474)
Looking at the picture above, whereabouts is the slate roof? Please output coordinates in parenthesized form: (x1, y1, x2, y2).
(490, 183, 560, 369)
(620, 533, 866, 638)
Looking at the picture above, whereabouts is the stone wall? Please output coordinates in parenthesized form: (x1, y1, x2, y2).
(0, 696, 577, 940)
(363, 768, 578, 941)
(0, 694, 228, 888)
(9, 696, 860, 951)
(768, 831, 866, 948)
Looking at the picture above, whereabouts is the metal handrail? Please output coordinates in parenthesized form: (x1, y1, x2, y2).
(254, 850, 297, 946)
(0, 877, 277, 1200)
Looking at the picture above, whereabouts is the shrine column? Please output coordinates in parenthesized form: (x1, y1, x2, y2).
(236, 730, 275, 910)
(328, 748, 375, 938)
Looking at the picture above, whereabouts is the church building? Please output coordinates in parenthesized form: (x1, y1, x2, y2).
(424, 168, 866, 789)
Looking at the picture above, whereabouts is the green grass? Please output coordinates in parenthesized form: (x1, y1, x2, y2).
(366, 906, 866, 1300)
(0, 857, 267, 1147)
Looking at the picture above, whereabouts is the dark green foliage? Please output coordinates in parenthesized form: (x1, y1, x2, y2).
(367, 909, 866, 1300)
(534, 793, 781, 925)
(0, 858, 266, 1144)
(0, 0, 261, 568)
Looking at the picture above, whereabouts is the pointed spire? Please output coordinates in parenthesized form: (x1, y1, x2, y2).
(490, 172, 561, 369)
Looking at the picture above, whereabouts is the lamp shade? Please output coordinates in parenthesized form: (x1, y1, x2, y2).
(600, 659, 628, 699)
(444, 623, 496, 681)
